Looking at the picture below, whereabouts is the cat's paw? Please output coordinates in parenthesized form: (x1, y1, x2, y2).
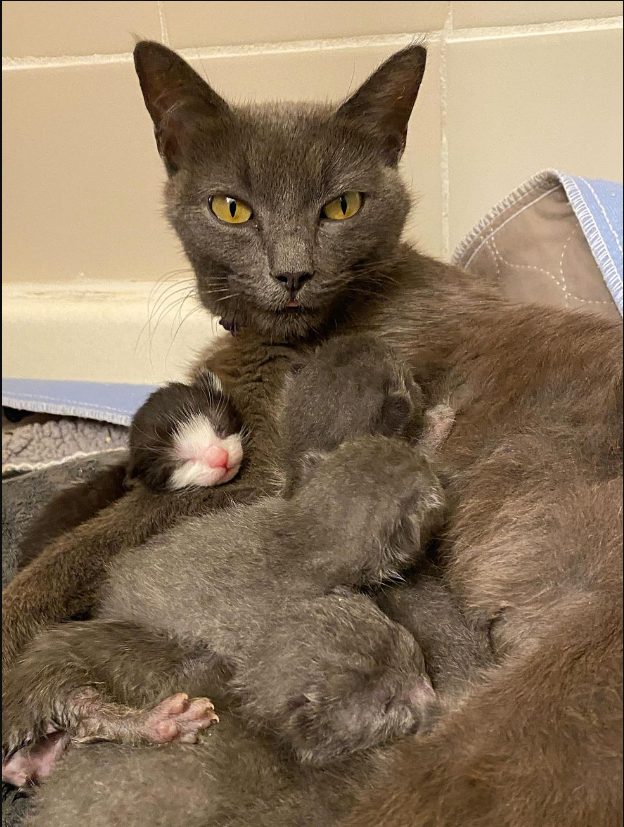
(2, 694, 52, 766)
(2, 690, 66, 786)
(2, 727, 70, 787)
(126, 693, 219, 745)
(70, 691, 219, 747)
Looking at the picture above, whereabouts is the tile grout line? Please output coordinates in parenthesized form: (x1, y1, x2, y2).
(447, 15, 622, 42)
(1, 33, 436, 71)
(2, 17, 622, 71)
(440, 1, 453, 260)
(157, 0, 170, 46)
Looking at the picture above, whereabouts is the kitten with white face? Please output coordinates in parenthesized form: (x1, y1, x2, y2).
(127, 333, 452, 497)
(128, 370, 244, 492)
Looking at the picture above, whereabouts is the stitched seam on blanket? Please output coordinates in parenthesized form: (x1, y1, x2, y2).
(462, 187, 560, 269)
(581, 177, 623, 255)
(452, 170, 559, 265)
(560, 175, 623, 315)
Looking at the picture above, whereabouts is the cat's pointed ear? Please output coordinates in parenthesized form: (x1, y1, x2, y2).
(337, 45, 427, 165)
(133, 41, 229, 174)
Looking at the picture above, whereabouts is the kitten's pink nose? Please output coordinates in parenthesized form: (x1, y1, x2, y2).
(203, 445, 229, 469)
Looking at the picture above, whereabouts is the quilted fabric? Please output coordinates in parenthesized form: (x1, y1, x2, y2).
(454, 170, 622, 319)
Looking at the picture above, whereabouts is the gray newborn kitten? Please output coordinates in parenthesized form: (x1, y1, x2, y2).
(3, 335, 450, 786)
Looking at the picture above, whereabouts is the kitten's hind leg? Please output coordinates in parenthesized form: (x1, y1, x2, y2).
(2, 620, 220, 786)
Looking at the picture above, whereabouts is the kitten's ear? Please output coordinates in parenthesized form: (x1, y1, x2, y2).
(133, 41, 229, 174)
(337, 45, 427, 165)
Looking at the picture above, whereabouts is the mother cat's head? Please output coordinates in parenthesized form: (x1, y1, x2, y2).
(134, 42, 426, 340)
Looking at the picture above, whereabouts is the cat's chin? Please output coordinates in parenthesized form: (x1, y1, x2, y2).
(218, 303, 329, 342)
(253, 308, 324, 342)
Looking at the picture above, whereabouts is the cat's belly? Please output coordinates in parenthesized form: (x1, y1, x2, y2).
(441, 427, 622, 653)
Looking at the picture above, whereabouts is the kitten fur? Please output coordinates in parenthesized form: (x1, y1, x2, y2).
(3, 42, 622, 827)
(128, 369, 244, 491)
(3, 336, 448, 783)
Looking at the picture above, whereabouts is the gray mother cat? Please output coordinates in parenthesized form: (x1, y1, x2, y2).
(3, 41, 622, 827)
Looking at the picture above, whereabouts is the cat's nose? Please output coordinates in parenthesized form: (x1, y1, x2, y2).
(273, 271, 313, 294)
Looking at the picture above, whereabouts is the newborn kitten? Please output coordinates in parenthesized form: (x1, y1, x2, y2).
(3, 335, 448, 784)
(128, 369, 244, 491)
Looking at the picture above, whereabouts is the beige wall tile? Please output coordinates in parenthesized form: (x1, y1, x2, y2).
(453, 1, 623, 29)
(2, 61, 183, 283)
(2, 42, 443, 288)
(446, 28, 623, 250)
(164, 1, 447, 48)
(1, 1, 162, 58)
(2, 283, 218, 384)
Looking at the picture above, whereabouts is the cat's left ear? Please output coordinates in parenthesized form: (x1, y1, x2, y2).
(337, 45, 427, 165)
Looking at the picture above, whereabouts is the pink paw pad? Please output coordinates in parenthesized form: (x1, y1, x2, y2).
(2, 729, 69, 787)
(143, 693, 219, 745)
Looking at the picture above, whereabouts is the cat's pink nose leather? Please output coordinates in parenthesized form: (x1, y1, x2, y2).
(203, 445, 229, 469)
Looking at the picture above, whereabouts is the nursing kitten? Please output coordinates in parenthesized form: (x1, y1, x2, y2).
(3, 336, 447, 785)
(128, 369, 244, 491)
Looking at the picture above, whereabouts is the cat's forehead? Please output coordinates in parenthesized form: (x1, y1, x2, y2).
(223, 103, 382, 196)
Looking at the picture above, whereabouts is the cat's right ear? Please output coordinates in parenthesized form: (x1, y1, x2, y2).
(133, 41, 229, 175)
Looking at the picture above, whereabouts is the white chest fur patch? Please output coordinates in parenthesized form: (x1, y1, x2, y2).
(169, 413, 244, 490)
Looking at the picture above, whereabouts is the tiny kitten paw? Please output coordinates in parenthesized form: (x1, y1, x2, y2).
(2, 727, 70, 787)
(128, 693, 219, 745)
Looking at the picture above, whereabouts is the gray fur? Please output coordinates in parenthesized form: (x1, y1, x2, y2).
(3, 336, 449, 779)
(23, 718, 373, 827)
(133, 41, 425, 342)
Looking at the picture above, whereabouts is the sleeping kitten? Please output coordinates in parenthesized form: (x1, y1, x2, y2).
(128, 369, 244, 491)
(3, 335, 449, 784)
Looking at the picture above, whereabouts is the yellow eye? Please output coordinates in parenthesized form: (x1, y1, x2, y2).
(210, 195, 253, 224)
(322, 191, 362, 221)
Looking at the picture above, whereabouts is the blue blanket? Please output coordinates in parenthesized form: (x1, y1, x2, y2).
(558, 174, 623, 313)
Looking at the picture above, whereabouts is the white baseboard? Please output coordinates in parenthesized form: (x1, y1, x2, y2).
(2, 281, 222, 385)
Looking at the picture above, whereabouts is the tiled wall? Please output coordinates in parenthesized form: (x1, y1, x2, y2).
(2, 1, 623, 383)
